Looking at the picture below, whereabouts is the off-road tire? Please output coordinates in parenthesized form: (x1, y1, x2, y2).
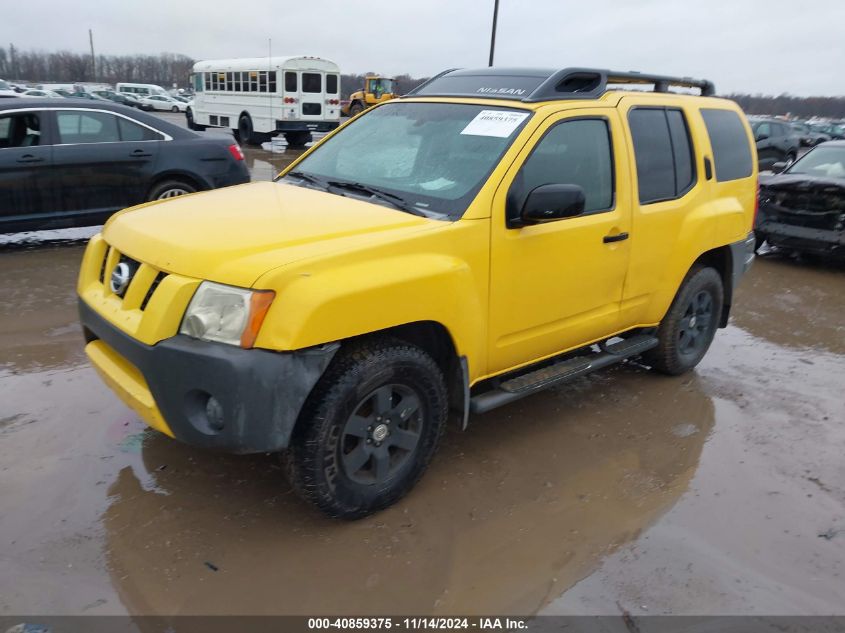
(349, 101, 364, 116)
(286, 339, 448, 519)
(644, 266, 724, 376)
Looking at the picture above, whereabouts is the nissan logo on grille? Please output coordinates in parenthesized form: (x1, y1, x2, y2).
(110, 262, 133, 296)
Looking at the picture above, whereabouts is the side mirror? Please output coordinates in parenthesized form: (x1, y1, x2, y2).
(514, 184, 586, 227)
(771, 161, 788, 174)
(756, 132, 769, 141)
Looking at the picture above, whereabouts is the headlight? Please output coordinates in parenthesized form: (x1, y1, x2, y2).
(180, 281, 275, 348)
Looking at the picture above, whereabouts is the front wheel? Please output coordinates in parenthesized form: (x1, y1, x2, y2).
(286, 340, 448, 519)
(643, 266, 724, 376)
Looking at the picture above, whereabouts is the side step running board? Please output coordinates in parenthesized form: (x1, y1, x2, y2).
(469, 334, 658, 414)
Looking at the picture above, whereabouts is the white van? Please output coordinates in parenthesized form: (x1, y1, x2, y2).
(116, 83, 170, 98)
(187, 56, 341, 147)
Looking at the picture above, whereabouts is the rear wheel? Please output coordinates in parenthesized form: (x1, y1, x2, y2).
(171, 105, 179, 113)
(644, 266, 724, 376)
(284, 131, 312, 148)
(237, 114, 266, 146)
(147, 179, 197, 201)
(286, 339, 448, 519)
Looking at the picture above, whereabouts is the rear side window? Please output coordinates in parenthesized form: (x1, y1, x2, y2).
(326, 74, 338, 94)
(302, 73, 321, 93)
(57, 111, 119, 144)
(285, 72, 297, 92)
(701, 109, 754, 182)
(118, 117, 163, 141)
(629, 108, 695, 204)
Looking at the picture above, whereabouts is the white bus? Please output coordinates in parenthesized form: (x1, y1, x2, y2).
(116, 83, 170, 98)
(187, 56, 341, 147)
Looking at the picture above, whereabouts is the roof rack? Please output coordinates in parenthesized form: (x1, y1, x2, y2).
(405, 67, 716, 102)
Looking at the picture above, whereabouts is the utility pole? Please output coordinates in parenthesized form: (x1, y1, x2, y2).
(89, 29, 95, 81)
(488, 0, 500, 67)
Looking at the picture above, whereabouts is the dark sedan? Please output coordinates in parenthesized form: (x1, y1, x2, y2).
(756, 141, 845, 258)
(0, 99, 249, 232)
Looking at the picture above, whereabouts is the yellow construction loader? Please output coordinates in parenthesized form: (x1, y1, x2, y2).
(341, 76, 398, 116)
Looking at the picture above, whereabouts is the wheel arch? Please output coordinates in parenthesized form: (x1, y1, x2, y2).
(692, 245, 733, 327)
(337, 320, 469, 430)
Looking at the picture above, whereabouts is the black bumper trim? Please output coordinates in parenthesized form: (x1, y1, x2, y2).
(79, 298, 338, 454)
(275, 121, 339, 132)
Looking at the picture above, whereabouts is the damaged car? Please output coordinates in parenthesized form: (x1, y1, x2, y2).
(756, 141, 845, 257)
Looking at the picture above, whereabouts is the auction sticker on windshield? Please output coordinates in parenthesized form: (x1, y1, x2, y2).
(461, 110, 529, 138)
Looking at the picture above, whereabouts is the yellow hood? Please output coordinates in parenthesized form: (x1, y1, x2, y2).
(103, 181, 433, 287)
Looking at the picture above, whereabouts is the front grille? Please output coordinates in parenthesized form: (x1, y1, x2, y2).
(140, 271, 167, 311)
(97, 245, 168, 311)
(779, 191, 844, 213)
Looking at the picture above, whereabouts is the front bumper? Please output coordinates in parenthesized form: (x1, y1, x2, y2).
(275, 121, 339, 133)
(79, 298, 338, 454)
(757, 220, 845, 256)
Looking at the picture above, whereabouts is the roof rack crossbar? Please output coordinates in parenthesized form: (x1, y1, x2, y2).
(524, 68, 716, 101)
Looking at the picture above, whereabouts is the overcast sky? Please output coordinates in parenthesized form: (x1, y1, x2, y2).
(4, 0, 844, 96)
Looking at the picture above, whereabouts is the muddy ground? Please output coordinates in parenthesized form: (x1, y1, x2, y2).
(1, 113, 844, 617)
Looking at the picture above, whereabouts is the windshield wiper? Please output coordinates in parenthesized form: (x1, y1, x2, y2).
(325, 180, 427, 217)
(284, 170, 327, 190)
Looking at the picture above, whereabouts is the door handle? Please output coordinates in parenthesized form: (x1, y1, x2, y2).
(130, 149, 152, 157)
(603, 232, 629, 244)
(17, 154, 43, 164)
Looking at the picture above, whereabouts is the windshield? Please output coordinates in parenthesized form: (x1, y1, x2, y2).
(282, 102, 531, 219)
(787, 145, 845, 178)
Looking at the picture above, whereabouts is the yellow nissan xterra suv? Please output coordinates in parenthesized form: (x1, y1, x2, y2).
(78, 68, 757, 518)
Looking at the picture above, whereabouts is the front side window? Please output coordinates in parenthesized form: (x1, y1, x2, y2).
(701, 109, 754, 182)
(629, 107, 696, 204)
(509, 118, 614, 220)
(57, 111, 119, 144)
(0, 113, 42, 148)
(302, 73, 321, 93)
(285, 102, 532, 219)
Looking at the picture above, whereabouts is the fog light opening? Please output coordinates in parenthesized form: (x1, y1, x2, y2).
(184, 390, 226, 436)
(206, 396, 225, 432)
